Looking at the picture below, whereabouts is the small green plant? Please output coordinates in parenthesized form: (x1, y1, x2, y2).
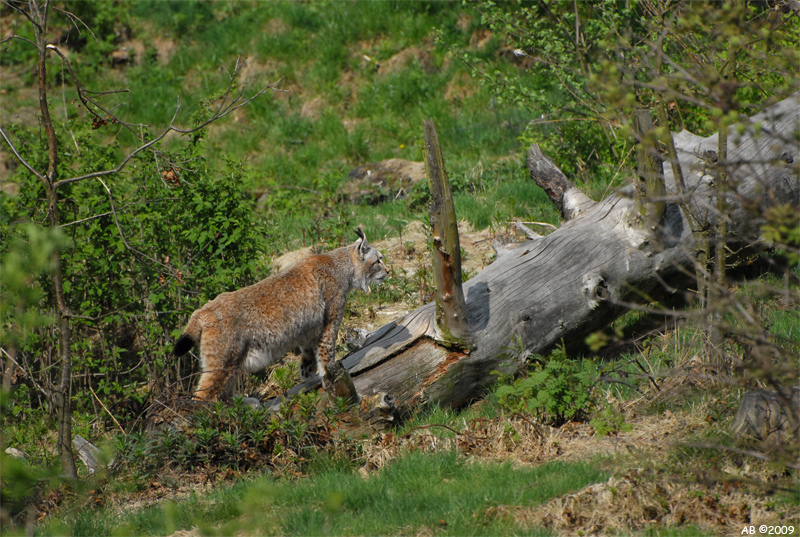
(493, 345, 597, 424)
(272, 364, 299, 393)
(590, 404, 634, 437)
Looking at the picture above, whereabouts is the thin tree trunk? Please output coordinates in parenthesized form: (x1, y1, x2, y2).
(33, 0, 77, 480)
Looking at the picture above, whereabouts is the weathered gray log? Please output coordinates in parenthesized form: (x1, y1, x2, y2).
(72, 435, 101, 474)
(730, 388, 800, 442)
(4, 447, 27, 461)
(526, 144, 594, 221)
(275, 92, 799, 414)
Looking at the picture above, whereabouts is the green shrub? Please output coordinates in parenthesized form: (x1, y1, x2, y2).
(493, 345, 597, 424)
(0, 225, 70, 528)
(590, 404, 633, 437)
(1, 123, 266, 417)
(111, 392, 349, 478)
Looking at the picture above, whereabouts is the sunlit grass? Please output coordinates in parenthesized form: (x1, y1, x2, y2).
(40, 451, 609, 537)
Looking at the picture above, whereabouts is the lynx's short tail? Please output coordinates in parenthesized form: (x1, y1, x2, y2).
(173, 315, 202, 356)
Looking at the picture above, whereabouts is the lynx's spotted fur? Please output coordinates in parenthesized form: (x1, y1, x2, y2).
(173, 229, 388, 401)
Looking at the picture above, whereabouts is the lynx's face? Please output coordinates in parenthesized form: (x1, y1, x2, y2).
(354, 230, 389, 293)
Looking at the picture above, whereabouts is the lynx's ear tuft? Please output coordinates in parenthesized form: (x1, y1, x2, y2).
(355, 227, 368, 255)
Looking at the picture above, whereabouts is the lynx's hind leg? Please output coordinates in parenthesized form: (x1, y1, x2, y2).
(314, 299, 346, 385)
(195, 366, 238, 401)
(194, 326, 241, 401)
(299, 346, 322, 381)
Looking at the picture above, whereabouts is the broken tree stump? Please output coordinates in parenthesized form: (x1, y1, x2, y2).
(269, 92, 799, 416)
(423, 118, 471, 345)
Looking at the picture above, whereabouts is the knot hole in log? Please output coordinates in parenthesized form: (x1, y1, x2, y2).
(582, 273, 610, 310)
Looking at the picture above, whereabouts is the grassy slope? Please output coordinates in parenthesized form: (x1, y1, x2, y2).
(0, 0, 551, 254)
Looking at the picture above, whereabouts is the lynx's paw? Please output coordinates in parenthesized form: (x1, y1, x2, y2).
(299, 351, 323, 381)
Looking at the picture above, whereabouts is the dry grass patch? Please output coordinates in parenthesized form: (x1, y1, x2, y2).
(360, 400, 713, 472)
(360, 417, 553, 472)
(530, 469, 798, 536)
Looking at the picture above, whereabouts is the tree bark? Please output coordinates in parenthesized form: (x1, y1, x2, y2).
(30, 0, 79, 480)
(281, 94, 799, 414)
(423, 119, 471, 344)
(632, 109, 666, 232)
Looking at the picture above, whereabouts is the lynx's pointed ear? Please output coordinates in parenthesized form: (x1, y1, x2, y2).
(355, 227, 368, 256)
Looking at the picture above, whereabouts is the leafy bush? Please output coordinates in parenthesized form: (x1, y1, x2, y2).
(1, 122, 266, 417)
(0, 225, 68, 527)
(493, 345, 597, 424)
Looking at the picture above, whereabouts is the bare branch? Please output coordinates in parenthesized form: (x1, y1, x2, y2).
(1, 348, 49, 404)
(0, 34, 36, 47)
(2, 0, 39, 29)
(60, 196, 180, 228)
(44, 52, 282, 188)
(54, 7, 99, 43)
(53, 102, 183, 188)
(517, 220, 558, 232)
(171, 74, 283, 134)
(82, 88, 130, 96)
(527, 143, 595, 220)
(512, 221, 542, 240)
(45, 45, 144, 137)
(0, 125, 47, 184)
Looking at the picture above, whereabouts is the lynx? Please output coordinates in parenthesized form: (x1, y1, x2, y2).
(173, 229, 388, 401)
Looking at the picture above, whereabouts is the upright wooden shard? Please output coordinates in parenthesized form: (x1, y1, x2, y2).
(423, 119, 471, 345)
(632, 109, 666, 232)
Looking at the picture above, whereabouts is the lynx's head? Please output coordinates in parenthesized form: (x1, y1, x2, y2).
(352, 228, 388, 293)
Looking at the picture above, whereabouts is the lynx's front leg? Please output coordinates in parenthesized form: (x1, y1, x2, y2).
(299, 325, 343, 383)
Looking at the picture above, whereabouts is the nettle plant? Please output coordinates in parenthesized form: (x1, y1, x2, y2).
(493, 345, 597, 425)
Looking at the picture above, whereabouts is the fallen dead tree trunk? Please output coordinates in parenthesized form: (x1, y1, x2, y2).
(272, 92, 799, 414)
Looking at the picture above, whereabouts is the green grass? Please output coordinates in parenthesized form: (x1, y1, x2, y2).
(2, 0, 558, 254)
(38, 451, 610, 537)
